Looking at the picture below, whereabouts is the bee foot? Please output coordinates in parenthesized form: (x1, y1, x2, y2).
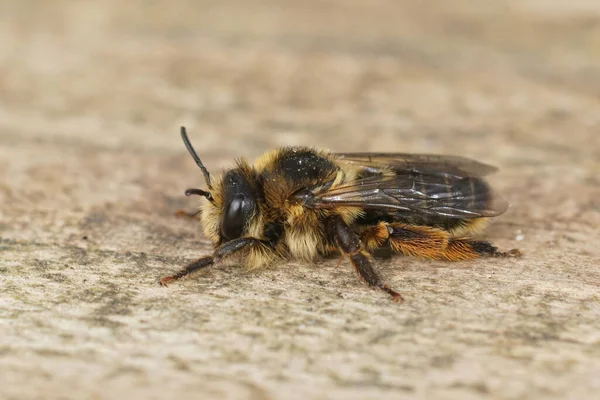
(382, 286, 404, 303)
(508, 249, 522, 257)
(159, 276, 176, 287)
(174, 209, 199, 219)
(496, 248, 522, 258)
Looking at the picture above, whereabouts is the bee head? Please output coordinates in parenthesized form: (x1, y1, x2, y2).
(180, 126, 257, 243)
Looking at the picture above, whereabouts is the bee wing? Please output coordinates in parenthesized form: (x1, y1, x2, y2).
(307, 173, 509, 218)
(334, 153, 498, 178)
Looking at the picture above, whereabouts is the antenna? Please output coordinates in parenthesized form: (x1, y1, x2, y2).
(185, 188, 213, 202)
(180, 126, 212, 188)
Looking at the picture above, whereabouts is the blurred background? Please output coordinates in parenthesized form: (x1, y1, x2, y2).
(1, 1, 599, 399)
(2, 0, 599, 154)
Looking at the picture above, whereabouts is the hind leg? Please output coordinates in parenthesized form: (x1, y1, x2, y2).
(360, 221, 521, 261)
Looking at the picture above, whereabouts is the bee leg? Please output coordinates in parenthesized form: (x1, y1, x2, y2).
(443, 239, 522, 260)
(329, 216, 403, 303)
(159, 256, 213, 286)
(380, 222, 521, 261)
(385, 223, 449, 259)
(159, 237, 265, 286)
(174, 209, 200, 219)
(360, 222, 393, 252)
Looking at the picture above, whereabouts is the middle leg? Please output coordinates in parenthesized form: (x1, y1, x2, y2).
(328, 215, 403, 302)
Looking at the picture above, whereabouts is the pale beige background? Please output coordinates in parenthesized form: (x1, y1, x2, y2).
(1, 1, 599, 399)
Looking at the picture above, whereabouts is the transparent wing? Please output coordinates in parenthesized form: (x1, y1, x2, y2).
(334, 153, 498, 178)
(306, 172, 508, 218)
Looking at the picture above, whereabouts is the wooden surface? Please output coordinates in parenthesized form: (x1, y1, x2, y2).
(1, 1, 599, 399)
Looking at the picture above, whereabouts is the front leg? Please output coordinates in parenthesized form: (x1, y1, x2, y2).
(328, 215, 403, 302)
(159, 237, 266, 286)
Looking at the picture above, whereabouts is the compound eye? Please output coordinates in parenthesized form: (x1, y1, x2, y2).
(221, 194, 246, 240)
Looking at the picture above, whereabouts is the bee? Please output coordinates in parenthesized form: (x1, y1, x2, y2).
(160, 127, 521, 302)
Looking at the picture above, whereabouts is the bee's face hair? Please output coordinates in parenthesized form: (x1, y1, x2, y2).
(180, 126, 213, 202)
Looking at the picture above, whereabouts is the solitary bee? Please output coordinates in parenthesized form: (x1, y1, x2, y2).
(160, 127, 521, 302)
